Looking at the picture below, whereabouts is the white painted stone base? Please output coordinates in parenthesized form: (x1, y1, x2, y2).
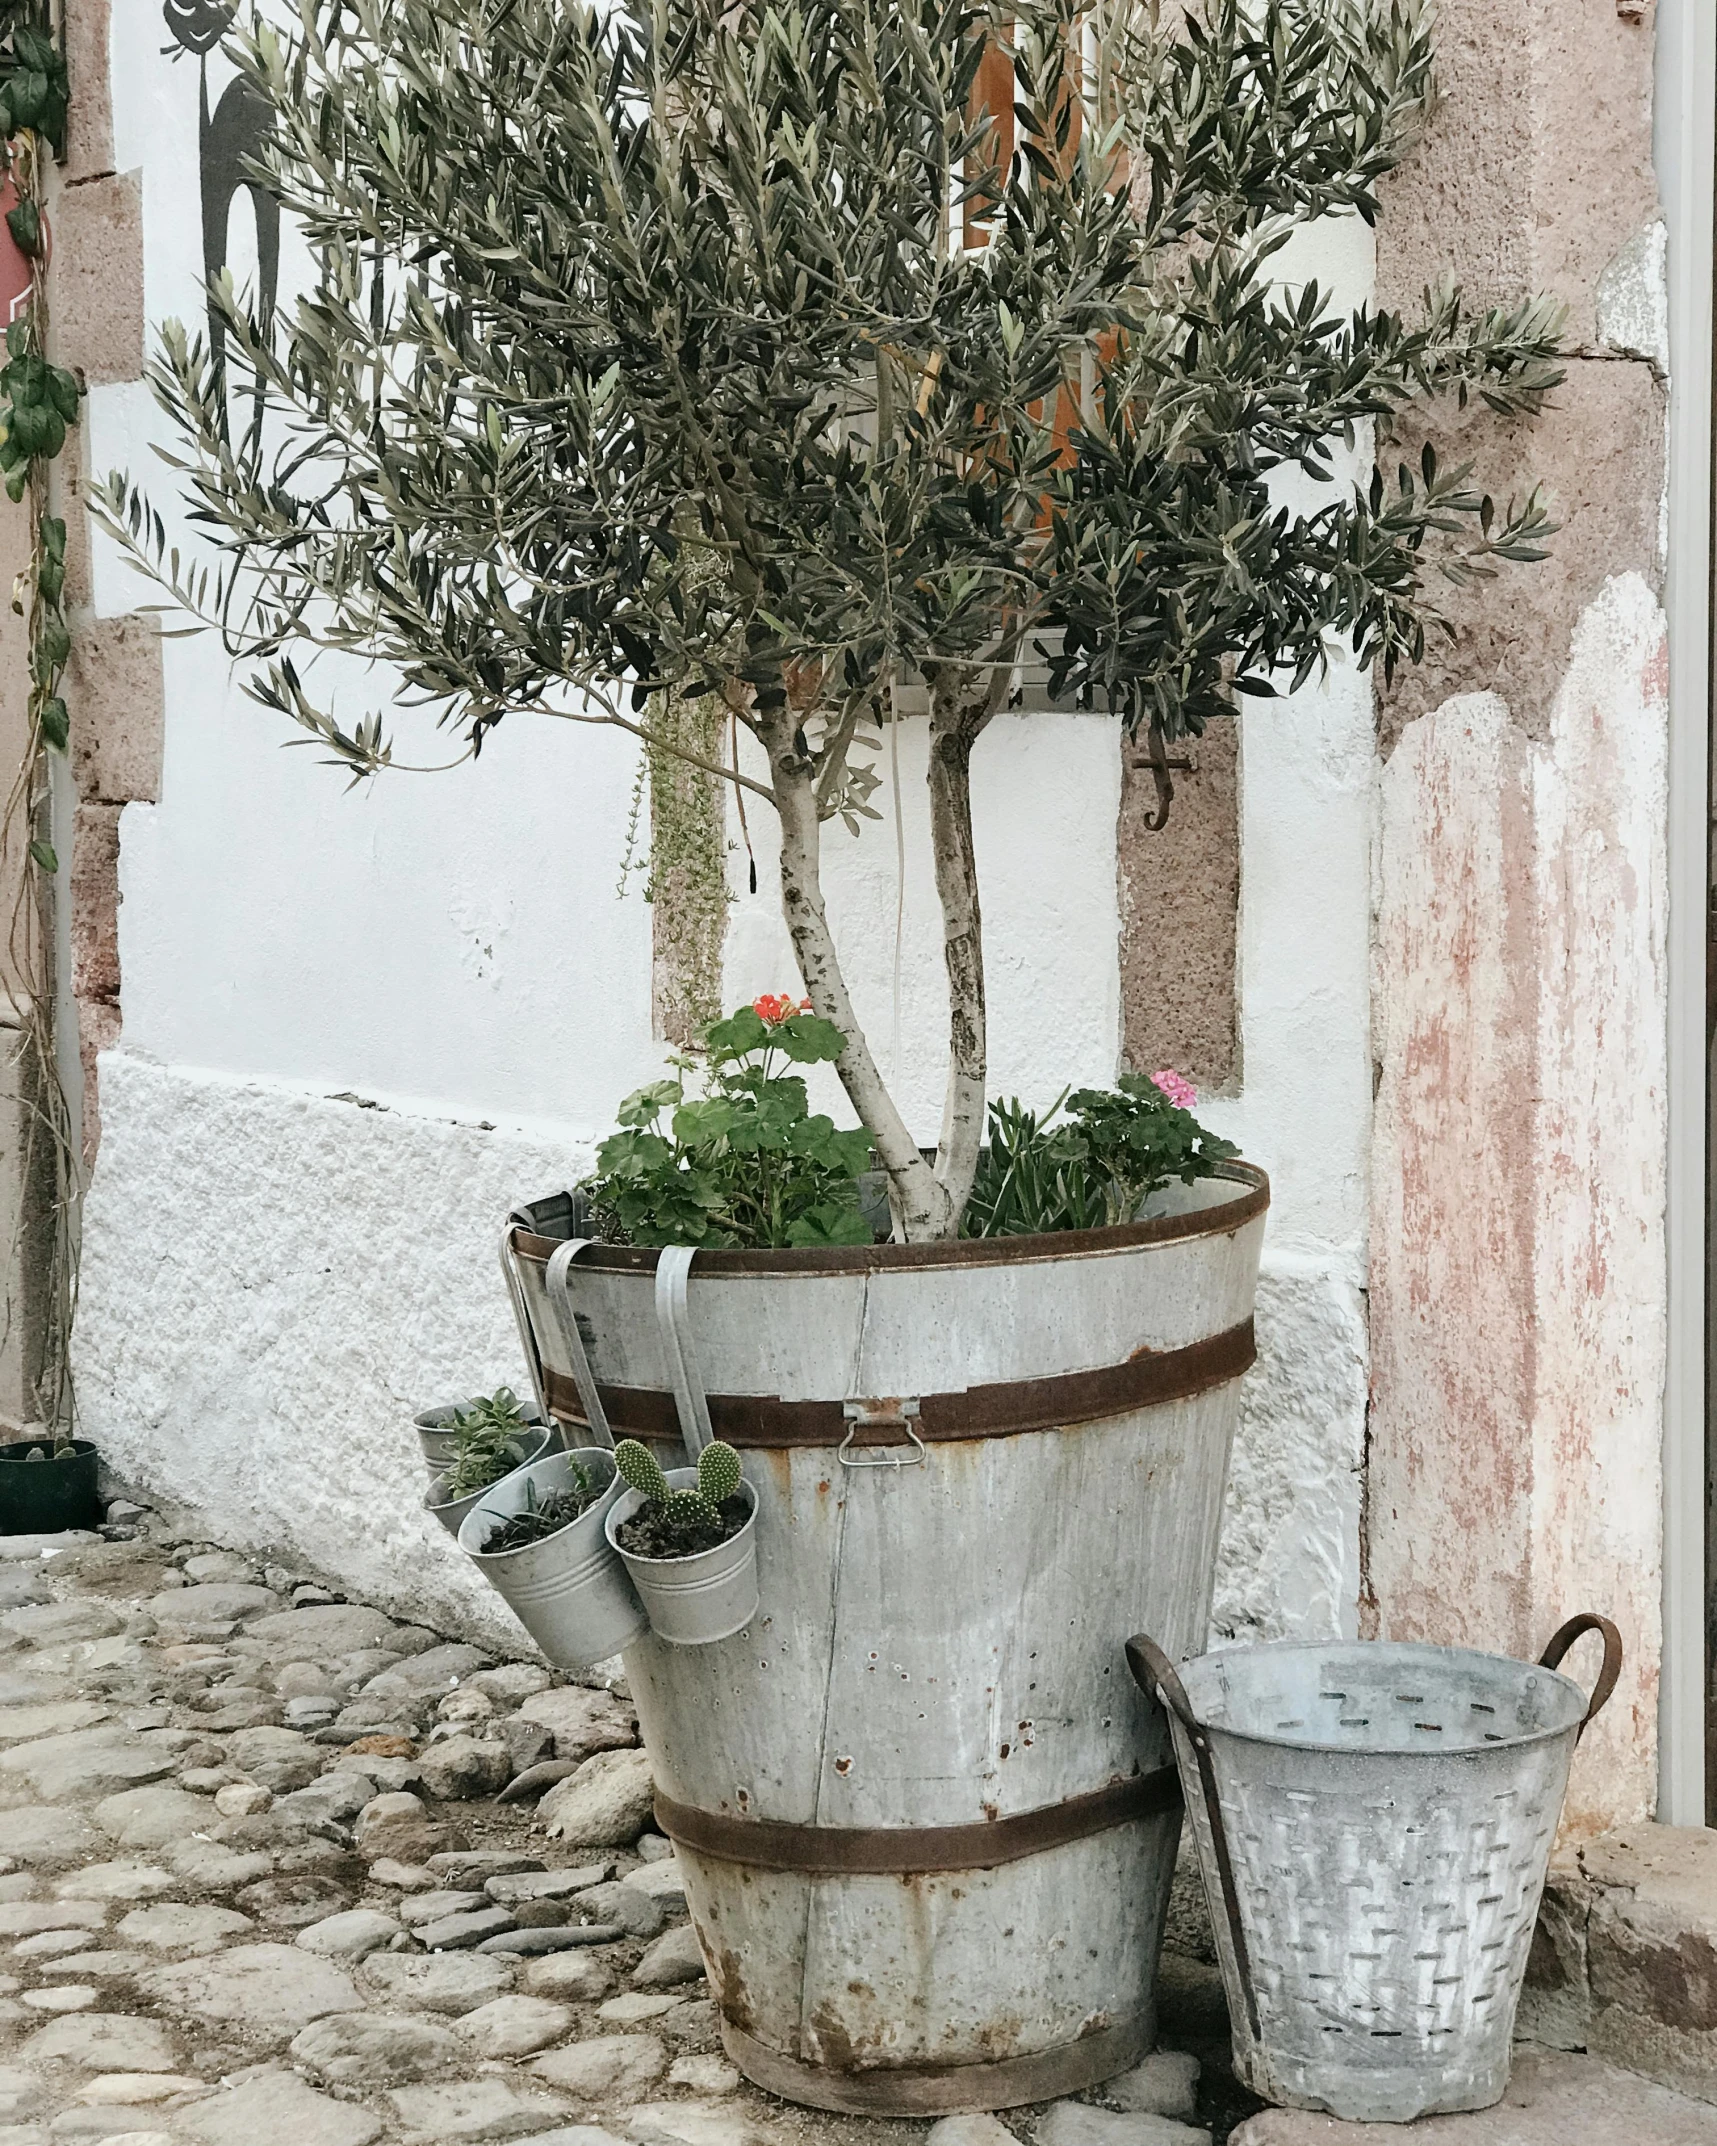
(1214, 1257, 1367, 1646)
(76, 1054, 1359, 1658)
(73, 1053, 597, 1651)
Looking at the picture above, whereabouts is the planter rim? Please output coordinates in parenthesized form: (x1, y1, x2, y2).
(414, 1397, 547, 1432)
(0, 1436, 96, 1463)
(423, 1425, 553, 1517)
(461, 1445, 617, 1565)
(606, 1477, 758, 1567)
(1175, 1638, 1592, 1761)
(513, 1158, 1268, 1277)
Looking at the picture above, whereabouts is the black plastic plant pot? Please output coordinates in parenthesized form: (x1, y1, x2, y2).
(0, 1437, 102, 1535)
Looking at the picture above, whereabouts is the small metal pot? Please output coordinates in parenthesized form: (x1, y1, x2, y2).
(414, 1397, 552, 1475)
(459, 1448, 646, 1667)
(0, 1437, 102, 1536)
(423, 1425, 553, 1539)
(604, 1467, 759, 1646)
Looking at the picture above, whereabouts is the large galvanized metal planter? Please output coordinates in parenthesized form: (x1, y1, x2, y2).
(1127, 1615, 1621, 2123)
(505, 1163, 1268, 2115)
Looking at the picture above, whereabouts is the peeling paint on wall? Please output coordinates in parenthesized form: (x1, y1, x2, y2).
(1596, 219, 1670, 369)
(1368, 573, 1668, 1830)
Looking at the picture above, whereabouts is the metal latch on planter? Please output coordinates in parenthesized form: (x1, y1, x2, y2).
(839, 1397, 926, 1469)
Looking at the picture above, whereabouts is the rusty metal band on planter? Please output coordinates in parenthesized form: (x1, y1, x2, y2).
(542, 1316, 1255, 1448)
(652, 1766, 1182, 1876)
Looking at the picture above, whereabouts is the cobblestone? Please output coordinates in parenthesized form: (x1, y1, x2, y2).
(12, 1505, 1673, 2146)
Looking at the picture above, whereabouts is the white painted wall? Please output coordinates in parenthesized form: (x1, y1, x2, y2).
(76, 16, 1379, 1652)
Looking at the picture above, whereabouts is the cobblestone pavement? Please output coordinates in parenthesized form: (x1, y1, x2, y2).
(0, 1516, 1234, 2146)
(0, 1517, 1703, 2146)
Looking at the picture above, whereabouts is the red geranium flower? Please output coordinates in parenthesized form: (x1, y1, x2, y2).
(752, 992, 797, 1026)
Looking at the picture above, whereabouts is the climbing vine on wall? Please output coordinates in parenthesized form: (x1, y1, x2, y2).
(0, 1, 83, 1431)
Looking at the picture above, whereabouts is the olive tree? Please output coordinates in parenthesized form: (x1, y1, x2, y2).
(99, 0, 1563, 1239)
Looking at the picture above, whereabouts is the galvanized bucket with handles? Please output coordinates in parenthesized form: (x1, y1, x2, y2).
(1127, 1616, 1622, 2125)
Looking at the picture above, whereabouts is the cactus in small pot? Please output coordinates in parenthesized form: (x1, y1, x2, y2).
(613, 1437, 749, 1559)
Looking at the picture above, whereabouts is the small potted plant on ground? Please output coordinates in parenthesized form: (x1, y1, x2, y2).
(458, 1445, 647, 1666)
(0, 1422, 102, 1536)
(606, 1437, 758, 1645)
(423, 1388, 555, 1538)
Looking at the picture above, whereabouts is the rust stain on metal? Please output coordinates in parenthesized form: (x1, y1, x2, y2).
(808, 2001, 858, 2070)
(709, 1944, 756, 2035)
(972, 2014, 1026, 2059)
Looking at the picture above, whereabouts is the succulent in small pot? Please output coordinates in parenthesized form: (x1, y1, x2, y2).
(605, 1439, 759, 1646)
(0, 1425, 102, 1537)
(414, 1386, 545, 1476)
(423, 1399, 554, 1540)
(459, 1448, 646, 1667)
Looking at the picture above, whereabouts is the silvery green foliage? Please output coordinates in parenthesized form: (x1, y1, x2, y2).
(100, 0, 1559, 764)
(93, 0, 1564, 1236)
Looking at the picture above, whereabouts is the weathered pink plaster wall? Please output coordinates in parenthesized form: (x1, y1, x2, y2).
(1365, 0, 1670, 1830)
(1369, 577, 1668, 1829)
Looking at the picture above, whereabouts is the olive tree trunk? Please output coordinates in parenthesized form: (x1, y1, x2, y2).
(757, 667, 998, 1245)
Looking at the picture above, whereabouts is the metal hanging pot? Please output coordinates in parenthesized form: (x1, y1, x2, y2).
(413, 1396, 552, 1477)
(1127, 1615, 1622, 2124)
(459, 1446, 647, 1668)
(604, 1468, 760, 1646)
(423, 1425, 554, 1539)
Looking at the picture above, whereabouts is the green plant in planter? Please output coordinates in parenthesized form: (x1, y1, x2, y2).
(614, 1437, 747, 1559)
(101, 0, 1566, 1242)
(479, 1464, 600, 1554)
(967, 1071, 1238, 1236)
(585, 996, 875, 1248)
(436, 1387, 539, 1501)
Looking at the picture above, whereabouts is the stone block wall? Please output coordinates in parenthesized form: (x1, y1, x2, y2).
(52, 0, 163, 1163)
(1522, 1826, 1717, 2105)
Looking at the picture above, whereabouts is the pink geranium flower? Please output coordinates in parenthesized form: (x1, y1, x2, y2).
(1150, 1068, 1197, 1110)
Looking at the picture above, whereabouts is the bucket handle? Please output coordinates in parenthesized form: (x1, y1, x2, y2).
(499, 1223, 552, 1430)
(1125, 1634, 1261, 2042)
(654, 1245, 713, 1459)
(1539, 1613, 1624, 1738)
(544, 1239, 615, 1448)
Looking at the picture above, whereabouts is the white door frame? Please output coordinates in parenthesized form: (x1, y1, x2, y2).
(1655, 0, 1713, 1827)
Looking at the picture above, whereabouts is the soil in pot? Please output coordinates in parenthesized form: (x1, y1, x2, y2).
(478, 1469, 600, 1556)
(614, 1494, 750, 1560)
